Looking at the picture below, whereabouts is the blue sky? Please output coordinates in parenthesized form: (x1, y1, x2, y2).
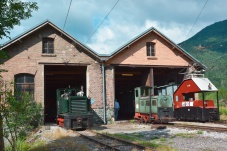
(1, 0, 227, 54)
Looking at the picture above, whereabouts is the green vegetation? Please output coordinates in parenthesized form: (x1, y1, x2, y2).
(180, 20, 227, 90)
(1, 1, 38, 150)
(1, 83, 43, 151)
(5, 140, 46, 151)
(129, 119, 136, 123)
(197, 130, 203, 134)
(175, 133, 195, 138)
(107, 133, 174, 150)
(180, 19, 227, 118)
(219, 106, 227, 115)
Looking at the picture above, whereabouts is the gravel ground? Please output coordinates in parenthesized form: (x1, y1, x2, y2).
(93, 121, 227, 151)
(30, 121, 227, 151)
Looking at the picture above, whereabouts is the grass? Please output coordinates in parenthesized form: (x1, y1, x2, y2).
(129, 119, 136, 123)
(5, 140, 47, 151)
(107, 133, 175, 150)
(175, 133, 195, 138)
(220, 106, 227, 115)
(197, 130, 203, 134)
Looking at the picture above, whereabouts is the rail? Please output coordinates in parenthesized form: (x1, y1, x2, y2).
(75, 130, 154, 151)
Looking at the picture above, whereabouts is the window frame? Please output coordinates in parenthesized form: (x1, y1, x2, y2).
(15, 73, 35, 99)
(146, 42, 156, 57)
(42, 37, 54, 54)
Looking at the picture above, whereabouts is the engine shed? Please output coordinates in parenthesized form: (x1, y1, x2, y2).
(0, 20, 206, 124)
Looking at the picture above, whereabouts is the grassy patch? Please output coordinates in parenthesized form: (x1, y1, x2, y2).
(175, 133, 195, 138)
(5, 140, 47, 151)
(160, 138, 167, 142)
(129, 120, 136, 123)
(220, 106, 227, 115)
(197, 130, 203, 134)
(108, 133, 175, 150)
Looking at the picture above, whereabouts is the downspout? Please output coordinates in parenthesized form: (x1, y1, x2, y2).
(102, 62, 107, 124)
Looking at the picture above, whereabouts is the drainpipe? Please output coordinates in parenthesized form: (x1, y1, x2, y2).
(102, 62, 107, 124)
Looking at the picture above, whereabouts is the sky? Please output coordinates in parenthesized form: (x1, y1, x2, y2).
(1, 0, 227, 54)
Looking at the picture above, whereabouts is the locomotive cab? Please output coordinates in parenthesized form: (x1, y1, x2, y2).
(134, 86, 175, 123)
(56, 88, 93, 129)
(174, 74, 219, 122)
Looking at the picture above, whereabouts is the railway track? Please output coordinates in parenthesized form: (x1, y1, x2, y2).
(75, 130, 154, 151)
(173, 123, 227, 132)
(152, 122, 227, 133)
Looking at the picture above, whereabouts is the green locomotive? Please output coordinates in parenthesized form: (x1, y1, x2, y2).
(134, 86, 175, 123)
(56, 87, 93, 129)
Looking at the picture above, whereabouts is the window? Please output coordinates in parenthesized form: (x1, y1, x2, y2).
(15, 74, 34, 99)
(146, 42, 155, 56)
(135, 90, 138, 97)
(140, 101, 144, 106)
(146, 101, 150, 106)
(42, 38, 54, 54)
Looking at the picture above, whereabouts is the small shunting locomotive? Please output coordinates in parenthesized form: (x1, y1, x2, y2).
(134, 86, 175, 123)
(174, 74, 219, 122)
(56, 87, 93, 129)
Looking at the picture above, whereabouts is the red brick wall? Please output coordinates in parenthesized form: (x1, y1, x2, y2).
(107, 31, 192, 66)
(1, 25, 102, 108)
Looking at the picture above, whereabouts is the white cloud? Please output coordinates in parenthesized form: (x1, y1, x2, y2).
(1, 0, 227, 55)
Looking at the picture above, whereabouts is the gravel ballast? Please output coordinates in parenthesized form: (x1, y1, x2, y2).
(31, 122, 227, 151)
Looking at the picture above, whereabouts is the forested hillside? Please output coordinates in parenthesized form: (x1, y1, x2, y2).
(179, 19, 227, 89)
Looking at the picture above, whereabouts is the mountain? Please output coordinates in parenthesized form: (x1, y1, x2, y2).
(179, 19, 227, 88)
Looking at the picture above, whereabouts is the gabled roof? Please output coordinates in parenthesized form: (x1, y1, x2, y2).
(108, 27, 206, 69)
(192, 78, 218, 91)
(0, 20, 100, 59)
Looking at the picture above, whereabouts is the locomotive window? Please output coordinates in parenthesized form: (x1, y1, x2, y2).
(135, 90, 138, 97)
(152, 100, 156, 106)
(146, 101, 150, 106)
(141, 88, 150, 96)
(140, 101, 144, 106)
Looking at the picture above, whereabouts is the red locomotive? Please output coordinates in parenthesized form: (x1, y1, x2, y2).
(173, 74, 219, 122)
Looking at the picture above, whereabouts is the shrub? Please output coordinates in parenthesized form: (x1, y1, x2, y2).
(1, 89, 43, 151)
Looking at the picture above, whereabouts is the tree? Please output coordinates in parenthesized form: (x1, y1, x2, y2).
(0, 0, 38, 39)
(0, 1, 38, 150)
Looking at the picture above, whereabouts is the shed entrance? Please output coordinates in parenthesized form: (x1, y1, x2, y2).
(44, 65, 87, 123)
(114, 66, 185, 120)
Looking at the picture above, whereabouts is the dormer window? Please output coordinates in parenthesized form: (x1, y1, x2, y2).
(42, 38, 54, 54)
(146, 42, 155, 56)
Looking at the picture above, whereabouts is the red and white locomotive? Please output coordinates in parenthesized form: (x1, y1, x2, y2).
(173, 74, 219, 122)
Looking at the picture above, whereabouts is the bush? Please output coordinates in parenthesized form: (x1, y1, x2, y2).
(1, 90, 43, 151)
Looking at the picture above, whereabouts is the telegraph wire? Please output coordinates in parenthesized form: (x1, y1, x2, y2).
(55, 0, 73, 55)
(62, 0, 73, 33)
(85, 0, 120, 44)
(178, 0, 209, 75)
(185, 0, 208, 41)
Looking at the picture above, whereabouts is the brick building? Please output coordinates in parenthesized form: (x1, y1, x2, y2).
(0, 20, 204, 124)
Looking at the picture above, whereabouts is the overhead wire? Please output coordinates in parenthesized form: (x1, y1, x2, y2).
(62, 0, 73, 35)
(85, 0, 120, 44)
(54, 0, 73, 61)
(185, 0, 209, 41)
(178, 0, 209, 75)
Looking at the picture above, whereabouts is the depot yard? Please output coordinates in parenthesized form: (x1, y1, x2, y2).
(17, 121, 227, 151)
